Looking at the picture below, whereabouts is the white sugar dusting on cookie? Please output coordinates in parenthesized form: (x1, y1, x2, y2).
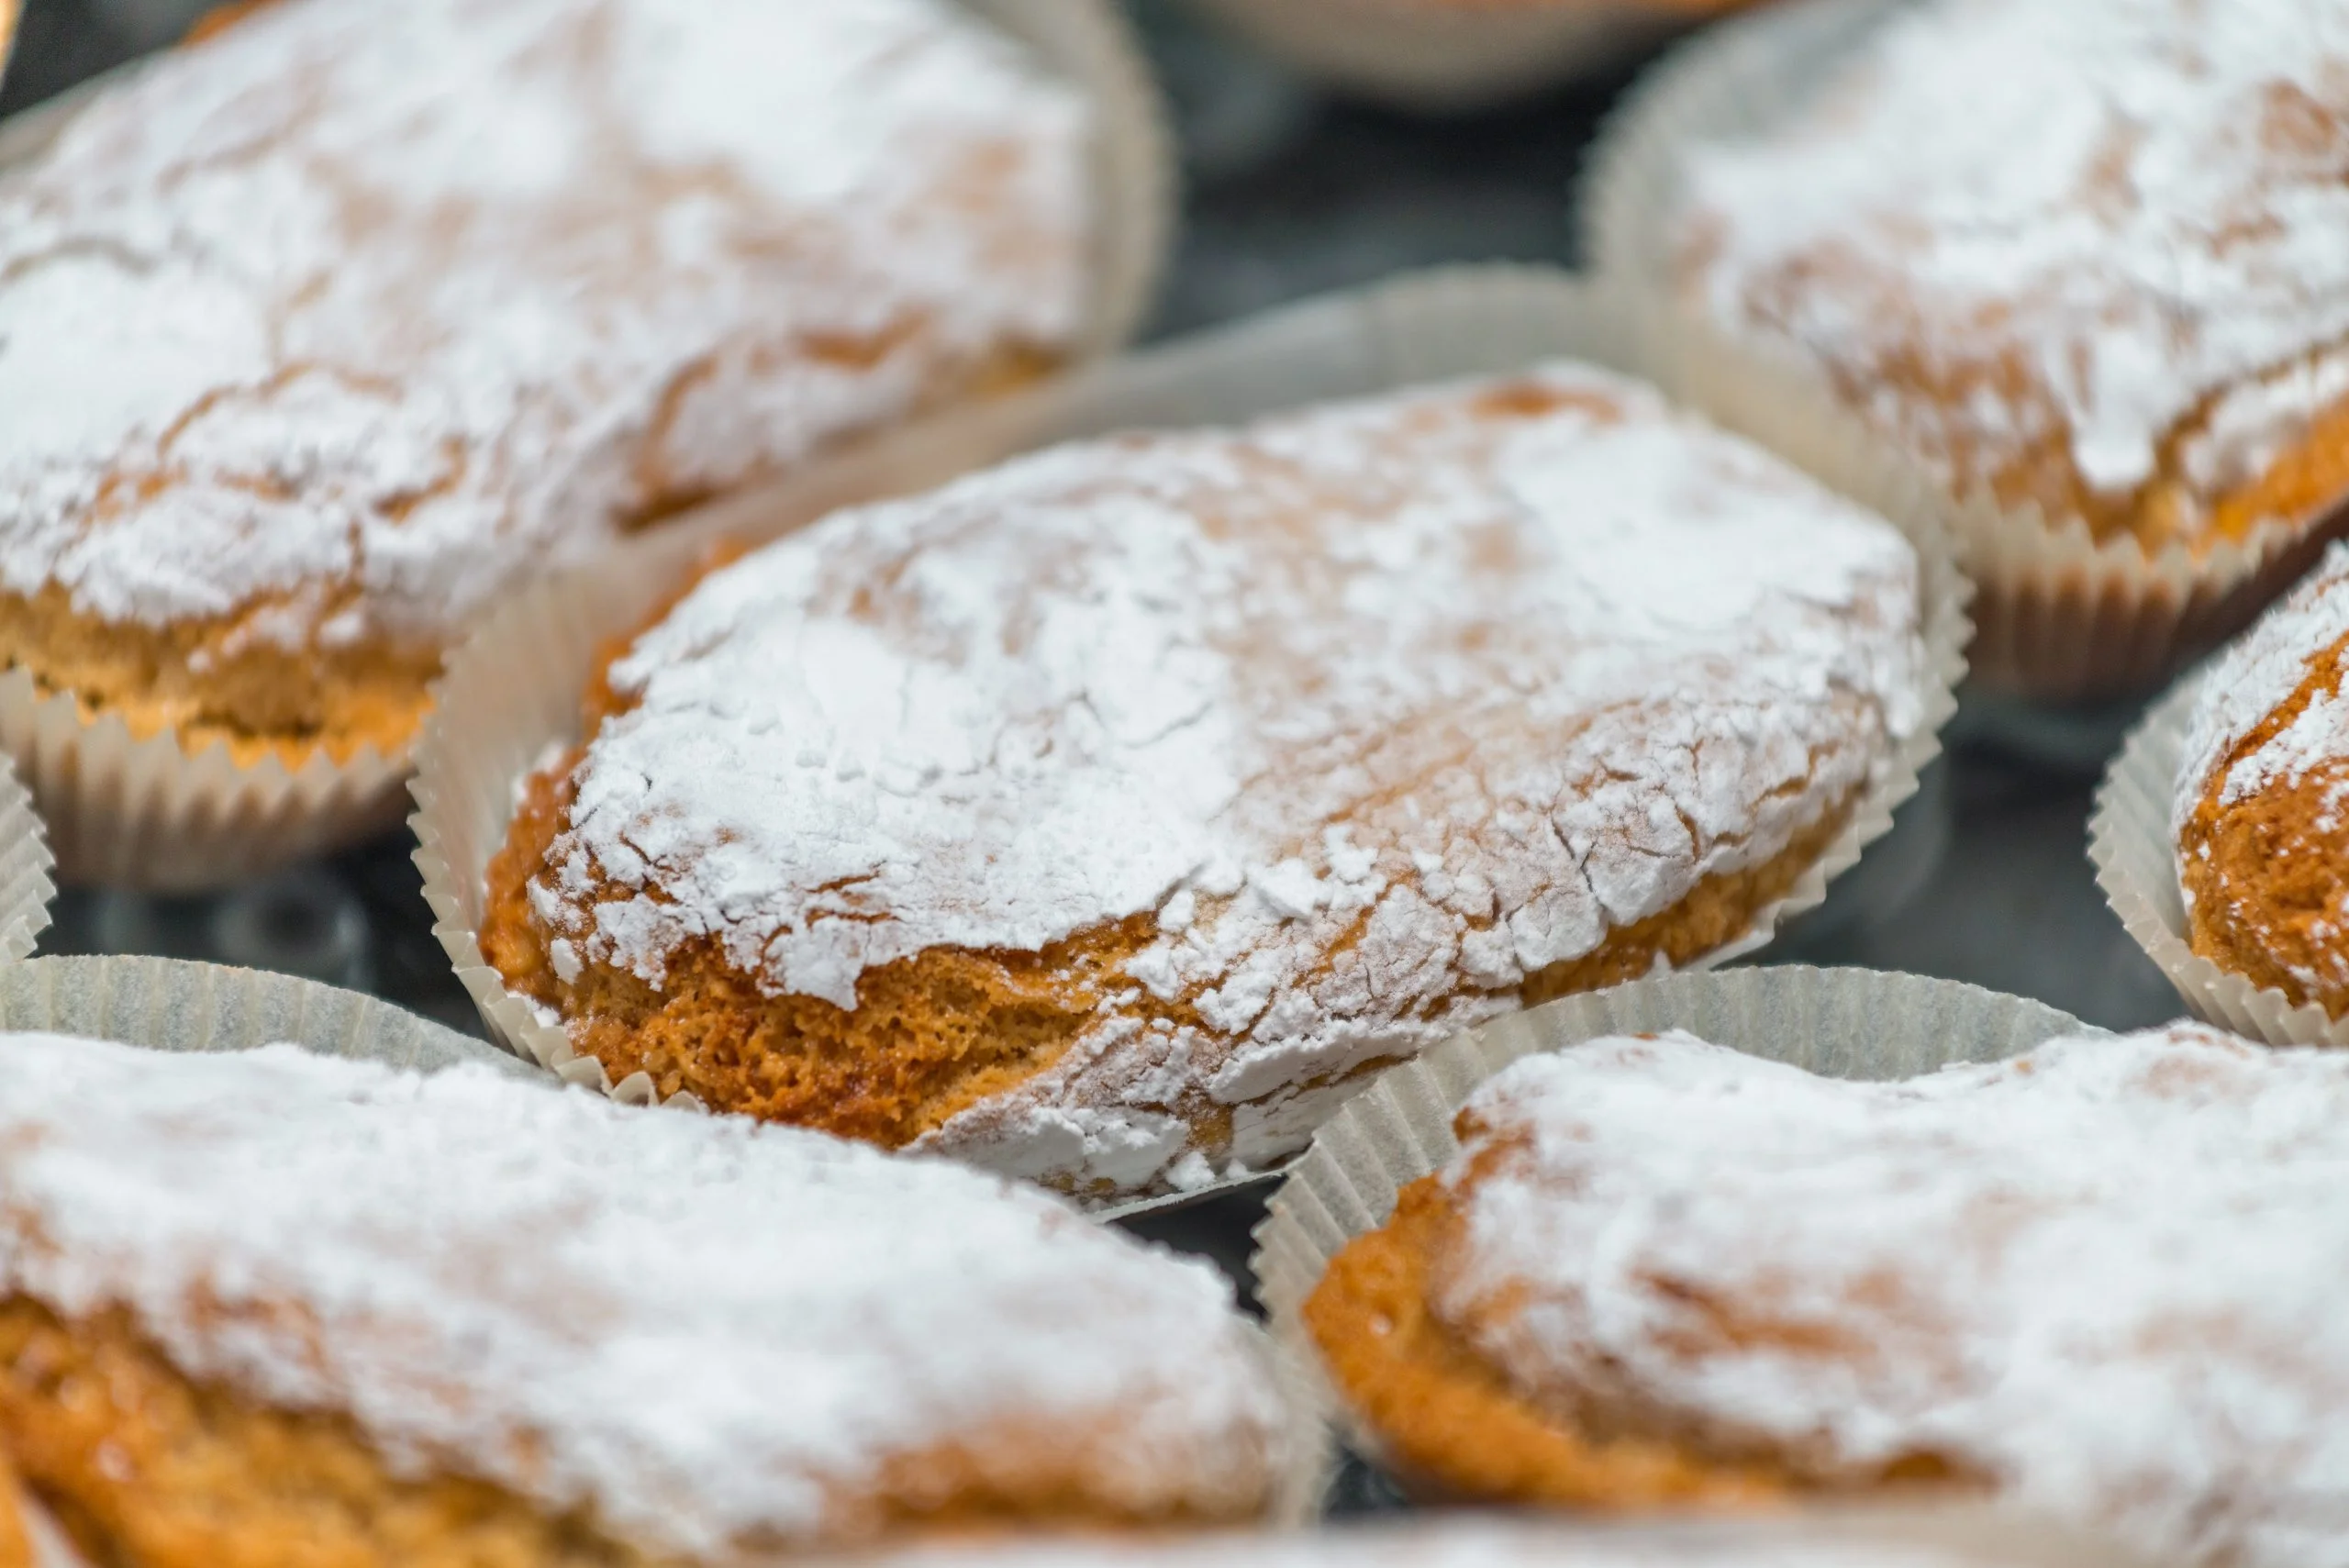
(1442, 1026, 2349, 1568)
(0, 0, 1087, 651)
(0, 1034, 1284, 1557)
(2176, 541, 2349, 839)
(531, 363, 1924, 1193)
(1682, 0, 2349, 516)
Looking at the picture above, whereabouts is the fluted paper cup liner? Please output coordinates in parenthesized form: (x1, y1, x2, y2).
(0, 952, 540, 1076)
(1184, 0, 1732, 112)
(1249, 965, 2098, 1488)
(0, 0, 1173, 891)
(2087, 670, 2349, 1046)
(1582, 0, 2347, 705)
(413, 265, 1968, 1217)
(0, 754, 53, 962)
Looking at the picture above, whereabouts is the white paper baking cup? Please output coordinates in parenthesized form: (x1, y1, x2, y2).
(0, 753, 54, 962)
(412, 264, 1969, 1214)
(1582, 0, 2349, 705)
(2087, 668, 2349, 1046)
(1249, 964, 2100, 1489)
(0, 0, 1174, 891)
(1184, 0, 1731, 112)
(0, 952, 540, 1075)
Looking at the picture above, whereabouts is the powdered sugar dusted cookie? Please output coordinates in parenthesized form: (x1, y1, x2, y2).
(1308, 1023, 2349, 1568)
(0, 0, 1089, 764)
(483, 362, 1926, 1199)
(1675, 0, 2349, 558)
(0, 1033, 1290, 1565)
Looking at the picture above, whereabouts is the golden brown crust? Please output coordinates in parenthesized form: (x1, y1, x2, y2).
(1303, 1163, 1985, 1509)
(1303, 1172, 1792, 1508)
(0, 1295, 1256, 1568)
(2178, 630, 2349, 1018)
(0, 584, 439, 770)
(482, 594, 1860, 1156)
(0, 1443, 29, 1568)
(0, 1296, 651, 1568)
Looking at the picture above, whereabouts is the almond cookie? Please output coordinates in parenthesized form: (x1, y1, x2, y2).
(0, 1033, 1291, 1567)
(1307, 1024, 2349, 1568)
(483, 362, 1926, 1199)
(0, 0, 1091, 766)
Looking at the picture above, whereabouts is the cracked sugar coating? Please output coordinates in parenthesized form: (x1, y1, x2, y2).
(2175, 540, 2349, 1015)
(1675, 0, 2349, 551)
(1379, 1027, 2349, 1568)
(495, 362, 1924, 1197)
(0, 0, 1086, 749)
(0, 1033, 1286, 1561)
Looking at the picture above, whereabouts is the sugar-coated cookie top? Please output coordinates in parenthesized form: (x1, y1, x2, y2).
(2177, 540, 2349, 831)
(532, 363, 1923, 1193)
(0, 1034, 1285, 1558)
(1439, 1026, 2349, 1568)
(1681, 0, 2349, 527)
(0, 0, 1087, 651)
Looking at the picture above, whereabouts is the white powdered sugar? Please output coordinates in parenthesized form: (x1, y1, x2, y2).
(0, 1034, 1285, 1558)
(1438, 1027, 2349, 1568)
(2176, 541, 2349, 840)
(0, 0, 1087, 651)
(867, 1520, 1998, 1568)
(1681, 0, 2349, 519)
(531, 363, 1923, 1193)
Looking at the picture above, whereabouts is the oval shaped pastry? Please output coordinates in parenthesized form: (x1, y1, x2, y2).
(1305, 1024, 2349, 1568)
(0, 0, 1090, 763)
(1672, 0, 2349, 558)
(2174, 541, 2349, 1014)
(0, 1033, 1289, 1566)
(482, 363, 1926, 1199)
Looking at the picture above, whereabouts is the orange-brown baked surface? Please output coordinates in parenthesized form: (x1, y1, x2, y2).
(2176, 540, 2349, 1016)
(483, 363, 1925, 1200)
(0, 1441, 27, 1568)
